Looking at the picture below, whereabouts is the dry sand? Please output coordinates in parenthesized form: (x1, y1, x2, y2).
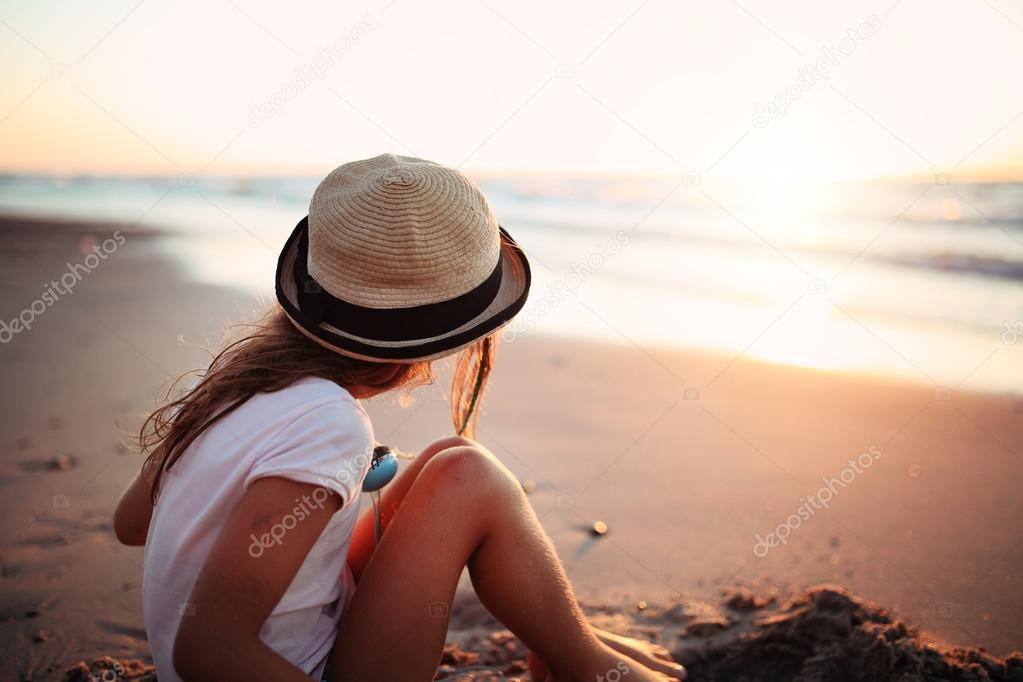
(1, 215, 1020, 680)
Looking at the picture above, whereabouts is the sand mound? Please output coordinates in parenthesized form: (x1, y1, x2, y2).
(681, 586, 1023, 682)
(63, 656, 154, 681)
(441, 585, 1022, 682)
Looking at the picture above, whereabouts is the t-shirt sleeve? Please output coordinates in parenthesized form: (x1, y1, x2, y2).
(244, 397, 374, 506)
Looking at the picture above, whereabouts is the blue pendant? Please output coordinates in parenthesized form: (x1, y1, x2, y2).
(363, 446, 398, 492)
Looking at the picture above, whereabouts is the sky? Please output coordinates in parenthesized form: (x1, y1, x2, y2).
(1, 0, 1022, 181)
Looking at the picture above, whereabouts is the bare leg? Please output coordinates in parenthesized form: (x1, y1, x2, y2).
(347, 436, 474, 581)
(330, 444, 681, 682)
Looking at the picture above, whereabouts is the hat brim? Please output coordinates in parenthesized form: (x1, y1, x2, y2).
(276, 219, 531, 363)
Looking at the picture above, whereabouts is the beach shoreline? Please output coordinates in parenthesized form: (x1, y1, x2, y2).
(1, 214, 1020, 680)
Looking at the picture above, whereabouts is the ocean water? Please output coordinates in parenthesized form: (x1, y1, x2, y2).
(1, 174, 1021, 394)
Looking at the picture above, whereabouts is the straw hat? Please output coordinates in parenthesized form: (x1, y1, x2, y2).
(276, 154, 531, 362)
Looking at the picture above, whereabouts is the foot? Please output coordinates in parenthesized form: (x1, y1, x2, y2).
(593, 628, 686, 680)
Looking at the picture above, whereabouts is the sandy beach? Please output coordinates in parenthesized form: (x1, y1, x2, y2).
(1, 214, 1020, 680)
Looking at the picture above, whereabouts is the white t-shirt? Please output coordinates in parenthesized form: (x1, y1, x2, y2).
(142, 377, 374, 681)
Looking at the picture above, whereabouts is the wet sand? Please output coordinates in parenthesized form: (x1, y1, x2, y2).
(0, 214, 1020, 680)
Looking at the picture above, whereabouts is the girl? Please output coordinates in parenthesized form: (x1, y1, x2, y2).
(114, 154, 686, 681)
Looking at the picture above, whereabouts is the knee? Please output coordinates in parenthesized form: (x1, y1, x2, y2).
(418, 445, 520, 501)
(422, 435, 479, 457)
(411, 436, 480, 475)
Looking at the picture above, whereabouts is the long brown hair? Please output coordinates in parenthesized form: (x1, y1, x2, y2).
(138, 306, 496, 501)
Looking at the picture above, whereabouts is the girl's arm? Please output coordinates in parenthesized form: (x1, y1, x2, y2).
(172, 476, 341, 682)
(114, 460, 157, 545)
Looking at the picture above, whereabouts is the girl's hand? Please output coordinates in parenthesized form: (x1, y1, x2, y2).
(172, 477, 341, 682)
(593, 626, 688, 680)
(113, 458, 159, 545)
